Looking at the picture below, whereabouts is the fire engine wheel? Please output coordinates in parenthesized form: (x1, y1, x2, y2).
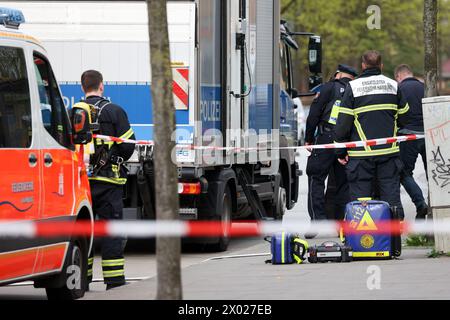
(45, 237, 88, 300)
(209, 186, 232, 252)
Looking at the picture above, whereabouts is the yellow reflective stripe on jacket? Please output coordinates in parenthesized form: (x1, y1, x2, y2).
(353, 115, 371, 152)
(339, 107, 354, 116)
(95, 138, 114, 149)
(398, 103, 410, 115)
(348, 146, 400, 157)
(392, 112, 399, 149)
(328, 100, 341, 125)
(281, 232, 285, 264)
(95, 129, 133, 147)
(353, 104, 398, 115)
(117, 128, 134, 143)
(121, 128, 134, 139)
(102, 259, 125, 267)
(89, 176, 127, 185)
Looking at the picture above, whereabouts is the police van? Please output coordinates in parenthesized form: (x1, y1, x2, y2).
(0, 8, 93, 300)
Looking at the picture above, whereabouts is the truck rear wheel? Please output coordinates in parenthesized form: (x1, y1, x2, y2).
(209, 186, 232, 252)
(264, 175, 286, 220)
(45, 237, 88, 300)
(274, 184, 287, 220)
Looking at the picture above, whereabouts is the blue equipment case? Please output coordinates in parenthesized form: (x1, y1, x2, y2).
(265, 232, 308, 264)
(342, 200, 401, 260)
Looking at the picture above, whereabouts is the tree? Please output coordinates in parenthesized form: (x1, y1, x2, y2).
(438, 0, 450, 92)
(424, 0, 439, 97)
(281, 0, 298, 14)
(281, 0, 449, 91)
(146, 0, 182, 300)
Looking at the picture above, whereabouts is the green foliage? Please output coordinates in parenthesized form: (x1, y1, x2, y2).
(427, 248, 450, 258)
(428, 248, 446, 258)
(406, 234, 434, 247)
(282, 0, 450, 87)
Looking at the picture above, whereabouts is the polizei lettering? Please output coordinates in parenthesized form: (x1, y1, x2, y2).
(178, 304, 213, 318)
(200, 100, 221, 122)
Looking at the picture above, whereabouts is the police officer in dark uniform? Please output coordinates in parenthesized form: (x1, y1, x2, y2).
(335, 51, 410, 220)
(394, 64, 428, 220)
(305, 65, 358, 229)
(81, 70, 136, 290)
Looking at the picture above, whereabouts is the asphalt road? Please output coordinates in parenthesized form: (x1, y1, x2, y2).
(0, 149, 428, 300)
(0, 238, 265, 300)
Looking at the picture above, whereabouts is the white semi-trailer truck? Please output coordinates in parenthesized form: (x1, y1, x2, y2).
(11, 0, 322, 251)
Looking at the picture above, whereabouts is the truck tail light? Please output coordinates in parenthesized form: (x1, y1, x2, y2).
(178, 182, 201, 195)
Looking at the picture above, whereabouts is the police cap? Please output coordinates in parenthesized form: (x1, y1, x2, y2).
(336, 64, 358, 78)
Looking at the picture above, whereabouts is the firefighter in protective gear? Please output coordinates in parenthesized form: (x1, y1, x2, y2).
(81, 70, 136, 290)
(305, 64, 357, 226)
(334, 51, 410, 220)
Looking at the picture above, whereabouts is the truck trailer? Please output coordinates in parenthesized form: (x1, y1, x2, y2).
(11, 0, 322, 251)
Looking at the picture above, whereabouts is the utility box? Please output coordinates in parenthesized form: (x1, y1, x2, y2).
(423, 96, 450, 253)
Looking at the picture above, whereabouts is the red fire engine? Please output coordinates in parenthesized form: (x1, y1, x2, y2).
(0, 8, 93, 300)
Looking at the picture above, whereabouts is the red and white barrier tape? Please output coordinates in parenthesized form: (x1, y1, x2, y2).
(0, 219, 449, 239)
(92, 134, 424, 151)
(94, 134, 154, 146)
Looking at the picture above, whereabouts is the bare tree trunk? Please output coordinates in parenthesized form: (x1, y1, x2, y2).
(146, 0, 182, 300)
(424, 0, 438, 97)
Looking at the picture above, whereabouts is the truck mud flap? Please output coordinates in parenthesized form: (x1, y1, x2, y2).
(235, 167, 271, 221)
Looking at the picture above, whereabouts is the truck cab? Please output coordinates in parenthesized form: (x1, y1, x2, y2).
(0, 8, 93, 300)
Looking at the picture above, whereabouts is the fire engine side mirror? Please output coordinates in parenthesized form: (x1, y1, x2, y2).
(308, 36, 322, 74)
(71, 108, 93, 145)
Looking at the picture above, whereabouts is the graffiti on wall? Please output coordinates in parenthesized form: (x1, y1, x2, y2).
(431, 146, 450, 190)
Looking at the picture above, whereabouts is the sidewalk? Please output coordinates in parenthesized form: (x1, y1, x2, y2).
(87, 239, 450, 300)
(87, 153, 439, 300)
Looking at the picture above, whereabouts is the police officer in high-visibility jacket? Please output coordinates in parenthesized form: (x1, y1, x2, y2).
(334, 51, 410, 220)
(305, 65, 358, 227)
(81, 70, 136, 290)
